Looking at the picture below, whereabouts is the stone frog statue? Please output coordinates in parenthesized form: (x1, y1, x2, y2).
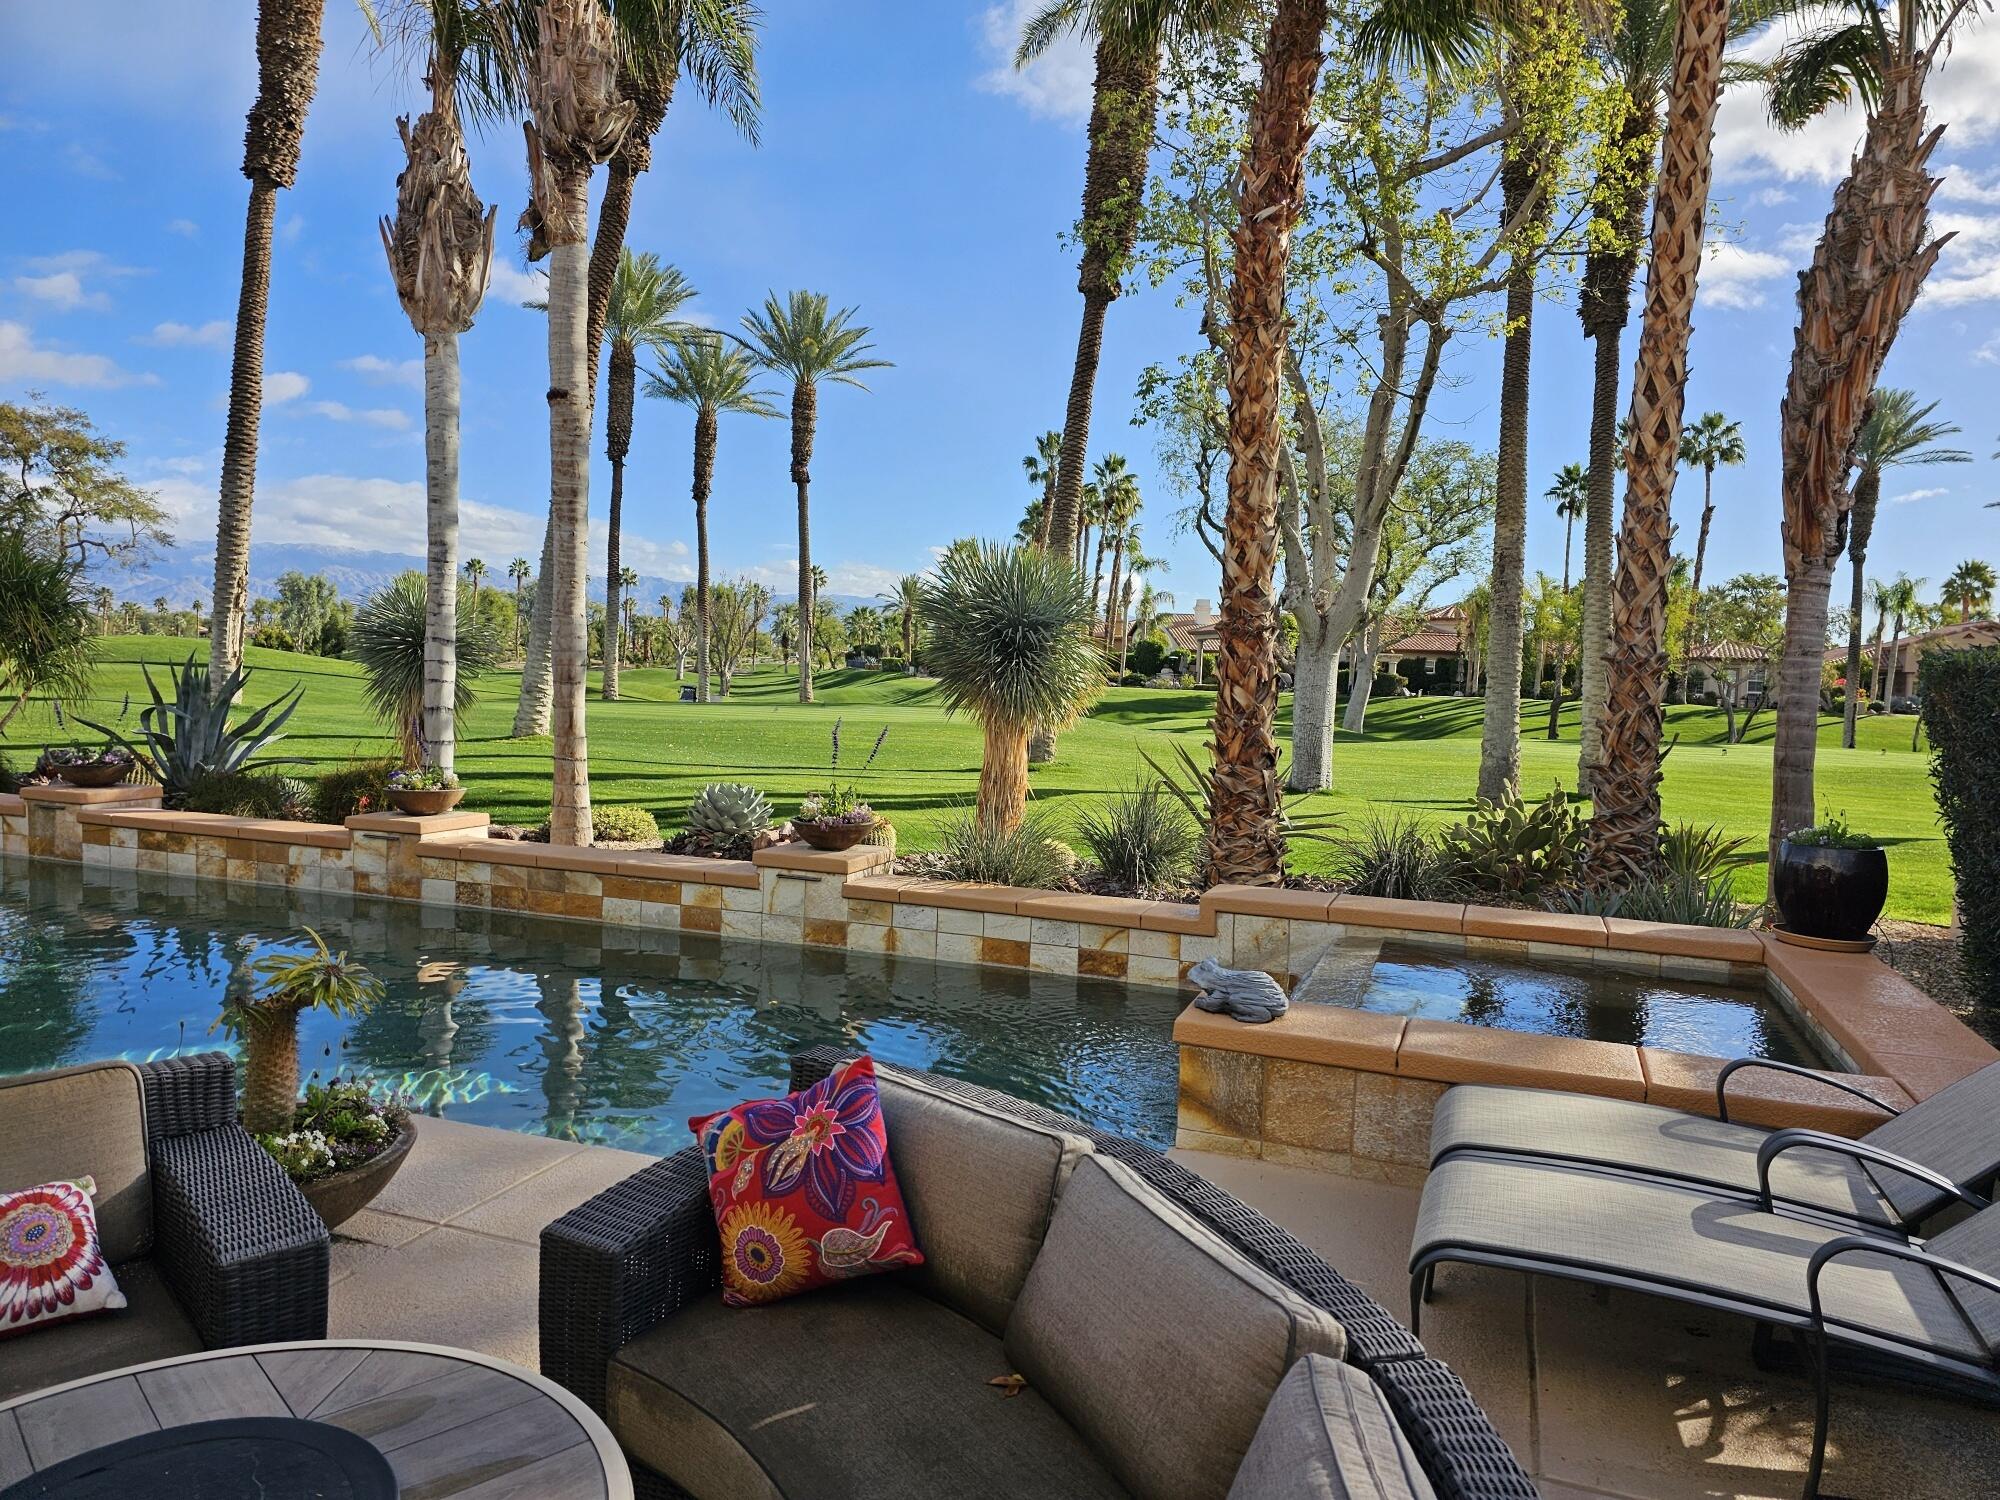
(1186, 957, 1289, 1024)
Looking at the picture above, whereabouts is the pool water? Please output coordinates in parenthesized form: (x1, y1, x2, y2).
(1330, 939, 1833, 1066)
(0, 861, 1186, 1152)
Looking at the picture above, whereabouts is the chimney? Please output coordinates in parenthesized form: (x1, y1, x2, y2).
(1193, 598, 1213, 624)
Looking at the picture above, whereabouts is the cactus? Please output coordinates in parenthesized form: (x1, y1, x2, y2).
(686, 783, 773, 854)
(861, 818, 897, 853)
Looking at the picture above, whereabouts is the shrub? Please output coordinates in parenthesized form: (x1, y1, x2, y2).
(879, 657, 906, 673)
(1127, 634, 1169, 679)
(249, 624, 298, 652)
(1075, 785, 1198, 892)
(183, 769, 312, 820)
(1554, 874, 1752, 929)
(1120, 672, 1149, 687)
(935, 809, 1072, 888)
(1921, 646, 2000, 982)
(590, 805, 662, 844)
(349, 572, 503, 764)
(1441, 786, 1584, 899)
(0, 754, 16, 795)
(1660, 822, 1750, 883)
(311, 759, 399, 823)
(1334, 814, 1465, 902)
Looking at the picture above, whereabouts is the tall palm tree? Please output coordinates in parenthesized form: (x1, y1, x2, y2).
(600, 250, 696, 702)
(1022, 429, 1063, 549)
(1675, 410, 1744, 700)
(1876, 573, 1924, 705)
(881, 573, 924, 665)
(644, 332, 778, 702)
(210, 0, 379, 702)
(1584, 0, 1732, 887)
(740, 290, 890, 704)
(1094, 455, 1141, 646)
(523, 0, 634, 846)
(464, 557, 487, 612)
(379, 0, 498, 774)
(1943, 559, 1995, 622)
(619, 566, 639, 654)
(1547, 463, 1587, 592)
(507, 556, 529, 657)
(1840, 390, 1966, 746)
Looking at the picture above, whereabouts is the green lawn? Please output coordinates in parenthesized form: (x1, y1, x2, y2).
(7, 636, 1954, 923)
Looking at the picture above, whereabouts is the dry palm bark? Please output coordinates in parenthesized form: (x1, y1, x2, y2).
(1768, 60, 1946, 870)
(791, 378, 819, 704)
(602, 327, 635, 701)
(523, 0, 634, 845)
(380, 64, 498, 774)
(1840, 455, 1881, 748)
(1208, 0, 1329, 887)
(210, 0, 328, 702)
(1585, 0, 1727, 884)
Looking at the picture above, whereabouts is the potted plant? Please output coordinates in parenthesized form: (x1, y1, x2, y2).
(1773, 815, 1889, 946)
(792, 786, 880, 850)
(36, 742, 135, 788)
(386, 764, 465, 815)
(223, 927, 414, 1229)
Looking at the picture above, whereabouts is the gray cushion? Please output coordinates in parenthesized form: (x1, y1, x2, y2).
(1227, 1356, 1437, 1500)
(1004, 1154, 1348, 1500)
(1867, 1060, 2000, 1223)
(878, 1070, 1091, 1334)
(0, 1062, 151, 1262)
(608, 1277, 1129, 1500)
(0, 1260, 200, 1402)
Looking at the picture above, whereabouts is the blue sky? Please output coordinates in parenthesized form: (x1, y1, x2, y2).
(4, 1, 1998, 616)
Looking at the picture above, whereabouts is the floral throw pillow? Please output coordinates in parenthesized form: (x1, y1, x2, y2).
(1, 1177, 127, 1338)
(690, 1056, 924, 1306)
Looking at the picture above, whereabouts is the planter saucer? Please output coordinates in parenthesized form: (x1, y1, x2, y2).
(1769, 925, 1876, 954)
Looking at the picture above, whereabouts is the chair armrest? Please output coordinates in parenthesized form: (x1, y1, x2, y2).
(1715, 1058, 1900, 1125)
(540, 1147, 718, 1416)
(1756, 1129, 1990, 1216)
(1806, 1235, 2000, 1342)
(150, 1125, 330, 1349)
(141, 1052, 239, 1141)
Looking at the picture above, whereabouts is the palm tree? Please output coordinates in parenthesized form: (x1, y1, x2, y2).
(1864, 575, 1894, 705)
(1675, 411, 1745, 701)
(919, 543, 1102, 833)
(209, 0, 380, 701)
(1094, 455, 1141, 649)
(1022, 429, 1062, 548)
(1943, 559, 1995, 622)
(1547, 464, 1586, 593)
(740, 290, 890, 704)
(600, 250, 696, 702)
(464, 557, 487, 613)
(645, 332, 777, 702)
(523, 0, 634, 846)
(1583, 0, 1731, 887)
(351, 572, 503, 764)
(378, 1, 498, 774)
(619, 566, 639, 654)
(506, 556, 529, 657)
(1840, 391, 1966, 746)
(1876, 573, 1924, 706)
(881, 574, 924, 666)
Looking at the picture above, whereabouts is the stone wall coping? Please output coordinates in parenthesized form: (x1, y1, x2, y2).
(1203, 885, 1339, 921)
(1636, 1047, 1914, 1134)
(420, 838, 762, 889)
(1326, 895, 1465, 935)
(345, 810, 491, 835)
(1175, 1003, 1405, 1072)
(1397, 1018, 1649, 1099)
(0, 794, 23, 815)
(20, 783, 163, 806)
(70, 807, 352, 849)
(751, 843, 894, 876)
(1603, 919, 1765, 963)
(1462, 905, 1609, 948)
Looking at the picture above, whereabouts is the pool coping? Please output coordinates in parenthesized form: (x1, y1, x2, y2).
(5, 786, 1989, 1170)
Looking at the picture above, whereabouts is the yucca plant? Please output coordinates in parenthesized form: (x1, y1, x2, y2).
(919, 543, 1101, 834)
(1554, 873, 1751, 928)
(1660, 822, 1749, 883)
(935, 808, 1072, 888)
(349, 572, 502, 764)
(76, 654, 301, 805)
(221, 927, 385, 1135)
(1075, 784, 1198, 893)
(1334, 814, 1466, 902)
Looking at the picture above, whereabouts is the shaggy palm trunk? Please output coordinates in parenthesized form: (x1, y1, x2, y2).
(602, 340, 634, 701)
(514, 517, 558, 735)
(240, 1009, 302, 1136)
(1842, 471, 1881, 747)
(1770, 57, 1943, 879)
(792, 382, 818, 704)
(1209, 0, 1328, 887)
(422, 332, 460, 770)
(546, 191, 595, 846)
(978, 719, 1031, 835)
(1586, 0, 1727, 885)
(210, 182, 281, 698)
(1103, 532, 1126, 661)
(1681, 465, 1716, 703)
(692, 404, 717, 703)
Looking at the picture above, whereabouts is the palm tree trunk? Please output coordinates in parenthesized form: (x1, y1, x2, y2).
(512, 575, 523, 658)
(1681, 465, 1716, 704)
(1577, 329, 1622, 795)
(977, 718, 1030, 834)
(1104, 532, 1126, 659)
(1840, 494, 1872, 749)
(693, 404, 716, 703)
(240, 1009, 302, 1136)
(513, 515, 558, 735)
(546, 175, 595, 847)
(209, 181, 280, 699)
(792, 381, 817, 704)
(1050, 293, 1110, 566)
(1586, 0, 1728, 885)
(1208, 0, 1328, 887)
(422, 331, 460, 771)
(602, 342, 634, 702)
(1886, 617, 1904, 700)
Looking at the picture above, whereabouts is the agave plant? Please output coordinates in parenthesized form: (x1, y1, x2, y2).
(685, 782, 773, 855)
(76, 655, 301, 805)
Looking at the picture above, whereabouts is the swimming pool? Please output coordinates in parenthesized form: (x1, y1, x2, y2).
(0, 860, 1185, 1151)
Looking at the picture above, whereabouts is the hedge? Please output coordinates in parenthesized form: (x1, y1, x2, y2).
(1919, 646, 2000, 982)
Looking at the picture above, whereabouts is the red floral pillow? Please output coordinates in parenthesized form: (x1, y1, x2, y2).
(1, 1177, 127, 1338)
(690, 1056, 924, 1306)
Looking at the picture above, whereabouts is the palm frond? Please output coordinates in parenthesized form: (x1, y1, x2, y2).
(643, 331, 781, 416)
(1766, 21, 1881, 128)
(739, 289, 893, 387)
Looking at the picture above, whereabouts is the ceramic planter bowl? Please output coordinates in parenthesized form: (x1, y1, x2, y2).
(387, 786, 465, 816)
(46, 759, 132, 788)
(1773, 840, 1888, 943)
(298, 1117, 416, 1230)
(794, 817, 878, 852)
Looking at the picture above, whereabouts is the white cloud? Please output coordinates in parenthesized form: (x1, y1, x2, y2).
(64, 144, 116, 180)
(280, 213, 306, 245)
(165, 218, 199, 237)
(339, 353, 423, 388)
(1923, 261, 2000, 306)
(307, 400, 411, 431)
(1890, 486, 1953, 505)
(1753, 186, 1795, 207)
(13, 271, 108, 311)
(138, 319, 230, 348)
(738, 557, 908, 598)
(1700, 240, 1793, 309)
(1938, 163, 2000, 205)
(264, 370, 310, 403)
(486, 261, 548, 308)
(974, 1, 1094, 123)
(0, 321, 151, 387)
(1976, 333, 2000, 364)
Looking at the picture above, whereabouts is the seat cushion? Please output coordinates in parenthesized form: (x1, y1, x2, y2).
(0, 1062, 150, 1263)
(0, 1259, 200, 1402)
(877, 1070, 1092, 1334)
(1228, 1356, 1437, 1500)
(609, 1277, 1128, 1500)
(1004, 1154, 1348, 1500)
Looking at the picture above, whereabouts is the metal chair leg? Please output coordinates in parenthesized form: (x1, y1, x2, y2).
(1805, 1323, 1833, 1499)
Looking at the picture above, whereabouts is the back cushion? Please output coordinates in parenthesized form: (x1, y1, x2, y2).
(0, 1063, 150, 1262)
(1004, 1154, 1348, 1500)
(877, 1071, 1090, 1334)
(1227, 1356, 1437, 1500)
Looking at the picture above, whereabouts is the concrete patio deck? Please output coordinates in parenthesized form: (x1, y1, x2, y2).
(336, 1116, 1999, 1500)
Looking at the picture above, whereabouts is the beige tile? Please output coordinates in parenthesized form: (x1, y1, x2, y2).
(1029, 918, 1079, 949)
(1028, 942, 1077, 976)
(937, 907, 984, 936)
(888, 927, 936, 960)
(1178, 1045, 1264, 1141)
(763, 875, 806, 917)
(890, 903, 937, 932)
(936, 931, 981, 966)
(366, 1117, 578, 1223)
(329, 1225, 541, 1370)
(720, 909, 761, 940)
(983, 912, 1031, 944)
(1261, 1058, 1356, 1155)
(1352, 1071, 1447, 1167)
(446, 1144, 653, 1244)
(1127, 954, 1183, 990)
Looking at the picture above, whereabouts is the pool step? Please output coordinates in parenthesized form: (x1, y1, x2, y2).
(1291, 936, 1384, 1007)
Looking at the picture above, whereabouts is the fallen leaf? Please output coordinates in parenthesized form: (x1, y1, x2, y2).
(987, 1373, 1028, 1399)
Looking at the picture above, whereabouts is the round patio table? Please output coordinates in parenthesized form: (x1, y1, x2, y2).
(0, 1339, 631, 1500)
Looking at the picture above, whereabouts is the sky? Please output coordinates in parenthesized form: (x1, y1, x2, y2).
(3, 1, 1998, 618)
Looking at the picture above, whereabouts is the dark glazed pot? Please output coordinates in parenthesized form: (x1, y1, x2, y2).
(298, 1117, 416, 1230)
(387, 786, 465, 816)
(47, 759, 132, 788)
(793, 818, 878, 852)
(1773, 840, 1888, 943)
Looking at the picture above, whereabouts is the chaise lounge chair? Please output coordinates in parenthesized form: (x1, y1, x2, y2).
(1409, 1152, 2000, 1497)
(1428, 1058, 2000, 1231)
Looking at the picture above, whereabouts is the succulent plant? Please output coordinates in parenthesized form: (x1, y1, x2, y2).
(686, 783, 773, 853)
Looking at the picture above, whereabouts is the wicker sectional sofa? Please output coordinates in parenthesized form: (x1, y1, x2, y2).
(541, 1047, 1535, 1500)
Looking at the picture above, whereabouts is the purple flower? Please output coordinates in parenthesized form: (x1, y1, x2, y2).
(739, 1067, 885, 1220)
